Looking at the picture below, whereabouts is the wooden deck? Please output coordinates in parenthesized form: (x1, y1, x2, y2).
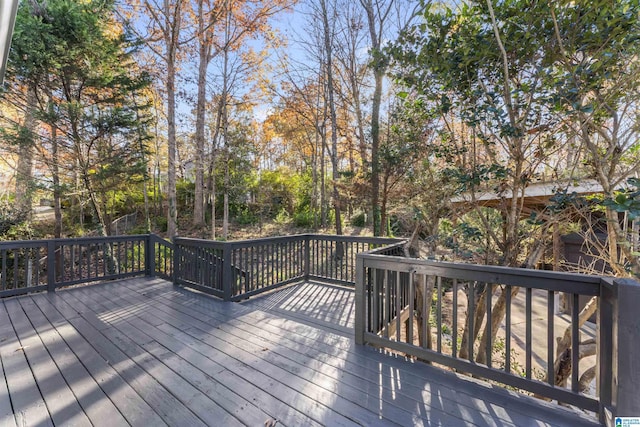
(0, 277, 600, 426)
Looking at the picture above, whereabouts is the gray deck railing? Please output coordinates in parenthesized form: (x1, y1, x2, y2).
(0, 234, 172, 297)
(3, 232, 638, 422)
(0, 233, 397, 299)
(173, 234, 400, 301)
(354, 247, 640, 424)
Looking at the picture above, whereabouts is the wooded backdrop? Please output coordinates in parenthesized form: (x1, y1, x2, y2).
(1, 0, 639, 280)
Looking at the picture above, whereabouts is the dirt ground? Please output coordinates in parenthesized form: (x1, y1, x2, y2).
(388, 286, 597, 397)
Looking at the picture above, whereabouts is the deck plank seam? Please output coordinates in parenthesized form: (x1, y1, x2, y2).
(0, 302, 18, 427)
(6, 297, 94, 427)
(29, 293, 175, 427)
(78, 282, 376, 427)
(0, 299, 53, 426)
(52, 291, 242, 427)
(130, 279, 599, 427)
(61, 284, 314, 427)
(111, 280, 520, 426)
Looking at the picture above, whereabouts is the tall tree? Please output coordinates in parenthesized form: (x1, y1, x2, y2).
(192, 0, 223, 229)
(390, 0, 563, 362)
(546, 0, 640, 277)
(192, 0, 289, 235)
(142, 0, 186, 237)
(319, 0, 342, 234)
(5, 0, 151, 236)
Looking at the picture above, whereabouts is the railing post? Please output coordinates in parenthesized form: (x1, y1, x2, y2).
(597, 279, 615, 425)
(355, 253, 365, 345)
(172, 237, 179, 286)
(146, 234, 156, 277)
(47, 240, 56, 292)
(611, 278, 640, 420)
(304, 235, 311, 281)
(222, 243, 233, 301)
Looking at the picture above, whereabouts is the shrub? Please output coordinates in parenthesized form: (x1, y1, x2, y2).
(350, 211, 367, 227)
(293, 210, 314, 228)
(236, 208, 259, 225)
(155, 216, 168, 232)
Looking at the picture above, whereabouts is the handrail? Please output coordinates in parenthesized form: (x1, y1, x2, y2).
(0, 234, 153, 297)
(172, 234, 403, 301)
(2, 232, 637, 421)
(0, 233, 400, 299)
(354, 245, 640, 423)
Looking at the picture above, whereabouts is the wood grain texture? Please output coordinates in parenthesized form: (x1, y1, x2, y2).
(0, 277, 601, 427)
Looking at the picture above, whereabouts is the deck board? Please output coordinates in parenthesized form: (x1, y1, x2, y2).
(4, 298, 92, 427)
(63, 285, 274, 427)
(128, 280, 595, 427)
(114, 282, 476, 426)
(81, 280, 367, 426)
(0, 301, 53, 427)
(34, 291, 209, 427)
(30, 294, 162, 427)
(0, 277, 601, 427)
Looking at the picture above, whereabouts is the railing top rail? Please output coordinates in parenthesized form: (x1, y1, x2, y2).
(150, 234, 172, 244)
(0, 239, 49, 249)
(364, 241, 407, 255)
(360, 252, 604, 294)
(173, 237, 229, 249)
(174, 234, 305, 248)
(0, 233, 399, 251)
(0, 234, 151, 248)
(174, 233, 403, 249)
(308, 234, 402, 244)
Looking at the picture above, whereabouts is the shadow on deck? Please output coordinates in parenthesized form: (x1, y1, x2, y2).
(0, 277, 600, 426)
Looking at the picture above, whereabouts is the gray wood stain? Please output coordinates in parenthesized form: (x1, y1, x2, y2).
(0, 277, 601, 427)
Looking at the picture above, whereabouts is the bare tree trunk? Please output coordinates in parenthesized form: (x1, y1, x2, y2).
(320, 0, 342, 235)
(403, 226, 434, 350)
(193, 0, 222, 229)
(193, 35, 208, 228)
(411, 274, 434, 350)
(459, 282, 488, 361)
(51, 125, 62, 238)
(312, 132, 319, 228)
(380, 174, 389, 236)
(223, 160, 229, 238)
(370, 69, 382, 236)
(221, 2, 231, 240)
(167, 56, 178, 237)
(320, 127, 327, 227)
(532, 295, 597, 397)
(475, 237, 546, 365)
(155, 0, 183, 238)
(15, 87, 36, 218)
(209, 177, 217, 239)
(358, 0, 385, 235)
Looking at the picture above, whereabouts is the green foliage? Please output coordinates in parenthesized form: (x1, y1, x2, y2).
(4, 0, 153, 231)
(292, 210, 314, 228)
(603, 178, 640, 221)
(0, 220, 35, 241)
(235, 207, 259, 226)
(389, 1, 558, 134)
(546, 2, 640, 117)
(154, 216, 168, 233)
(0, 197, 35, 240)
(443, 164, 508, 195)
(274, 210, 290, 225)
(176, 180, 195, 214)
(257, 169, 293, 214)
(350, 211, 367, 227)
